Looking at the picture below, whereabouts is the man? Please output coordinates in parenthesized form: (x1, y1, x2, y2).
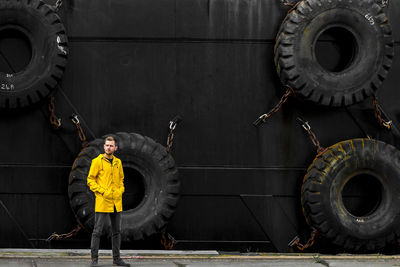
(87, 136, 130, 267)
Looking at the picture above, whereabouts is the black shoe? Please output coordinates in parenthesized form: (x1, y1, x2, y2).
(90, 257, 99, 266)
(113, 258, 130, 266)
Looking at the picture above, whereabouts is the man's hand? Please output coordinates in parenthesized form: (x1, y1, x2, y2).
(103, 187, 113, 200)
(113, 188, 123, 199)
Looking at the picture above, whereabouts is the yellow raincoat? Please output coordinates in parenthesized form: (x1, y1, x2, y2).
(87, 154, 125, 212)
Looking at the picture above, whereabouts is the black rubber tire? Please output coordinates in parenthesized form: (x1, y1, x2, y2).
(274, 0, 394, 106)
(0, 0, 68, 109)
(301, 139, 400, 251)
(68, 132, 180, 241)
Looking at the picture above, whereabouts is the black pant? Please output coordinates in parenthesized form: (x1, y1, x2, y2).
(90, 209, 121, 260)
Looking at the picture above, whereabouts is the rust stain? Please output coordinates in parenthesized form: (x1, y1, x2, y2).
(350, 139, 355, 151)
(338, 143, 346, 155)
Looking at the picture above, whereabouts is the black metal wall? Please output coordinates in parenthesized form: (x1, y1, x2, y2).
(1, 0, 400, 252)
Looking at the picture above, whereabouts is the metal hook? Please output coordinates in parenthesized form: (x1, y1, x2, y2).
(169, 115, 182, 130)
(70, 114, 80, 124)
(169, 121, 177, 130)
(296, 117, 311, 131)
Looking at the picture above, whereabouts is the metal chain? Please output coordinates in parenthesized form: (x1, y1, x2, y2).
(160, 231, 176, 250)
(372, 94, 392, 130)
(51, 0, 63, 12)
(297, 117, 327, 156)
(70, 114, 88, 148)
(166, 126, 175, 153)
(166, 116, 181, 153)
(46, 224, 82, 242)
(48, 96, 91, 148)
(280, 0, 296, 8)
(253, 85, 295, 126)
(380, 0, 389, 8)
(279, 0, 302, 15)
(48, 96, 62, 130)
(288, 227, 319, 251)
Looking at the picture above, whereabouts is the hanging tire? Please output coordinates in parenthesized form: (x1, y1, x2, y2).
(302, 138, 400, 251)
(68, 132, 180, 240)
(0, 0, 68, 109)
(274, 0, 394, 106)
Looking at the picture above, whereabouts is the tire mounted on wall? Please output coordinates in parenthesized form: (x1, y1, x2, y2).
(68, 132, 180, 240)
(302, 139, 400, 250)
(274, 0, 394, 106)
(0, 0, 68, 109)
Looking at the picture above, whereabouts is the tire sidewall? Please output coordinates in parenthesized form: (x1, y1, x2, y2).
(68, 133, 179, 241)
(294, 3, 383, 97)
(323, 148, 400, 240)
(275, 0, 393, 106)
(117, 147, 170, 239)
(0, 0, 68, 108)
(303, 139, 400, 249)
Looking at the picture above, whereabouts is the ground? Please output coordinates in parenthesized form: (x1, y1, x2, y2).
(0, 249, 400, 267)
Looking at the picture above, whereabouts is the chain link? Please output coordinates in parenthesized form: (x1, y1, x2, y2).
(372, 94, 392, 130)
(380, 0, 389, 8)
(288, 228, 319, 251)
(280, 0, 296, 7)
(48, 96, 62, 130)
(297, 117, 327, 156)
(160, 231, 176, 250)
(46, 224, 82, 242)
(70, 114, 88, 148)
(166, 129, 175, 153)
(253, 85, 295, 126)
(279, 0, 302, 15)
(51, 0, 63, 12)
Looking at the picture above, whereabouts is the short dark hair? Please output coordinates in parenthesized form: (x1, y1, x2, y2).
(104, 136, 116, 145)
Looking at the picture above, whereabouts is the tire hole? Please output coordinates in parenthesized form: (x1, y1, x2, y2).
(0, 28, 32, 74)
(315, 27, 358, 73)
(123, 167, 145, 211)
(341, 173, 382, 217)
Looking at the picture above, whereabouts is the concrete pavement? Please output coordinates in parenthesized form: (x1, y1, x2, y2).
(0, 249, 400, 266)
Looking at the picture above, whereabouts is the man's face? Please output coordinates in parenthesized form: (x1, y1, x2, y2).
(104, 140, 117, 156)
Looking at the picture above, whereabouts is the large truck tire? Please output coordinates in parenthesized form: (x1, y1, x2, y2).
(274, 0, 393, 106)
(68, 132, 180, 240)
